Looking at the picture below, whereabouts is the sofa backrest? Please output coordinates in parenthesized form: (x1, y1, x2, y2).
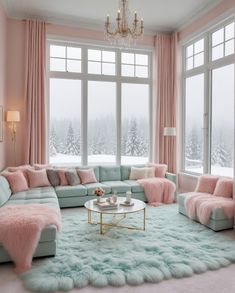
(121, 165, 145, 181)
(0, 175, 12, 207)
(99, 166, 121, 181)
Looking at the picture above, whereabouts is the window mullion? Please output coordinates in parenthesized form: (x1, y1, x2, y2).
(82, 47, 88, 165)
(116, 50, 122, 165)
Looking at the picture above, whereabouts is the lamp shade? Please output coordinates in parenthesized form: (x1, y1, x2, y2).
(163, 127, 176, 136)
(6, 111, 20, 122)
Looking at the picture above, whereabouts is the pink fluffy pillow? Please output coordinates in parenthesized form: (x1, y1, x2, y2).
(57, 169, 68, 186)
(8, 165, 34, 182)
(213, 178, 233, 198)
(146, 163, 167, 178)
(27, 169, 50, 188)
(195, 175, 219, 194)
(77, 168, 97, 184)
(3, 171, 29, 193)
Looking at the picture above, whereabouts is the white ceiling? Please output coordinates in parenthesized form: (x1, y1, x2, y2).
(0, 0, 223, 34)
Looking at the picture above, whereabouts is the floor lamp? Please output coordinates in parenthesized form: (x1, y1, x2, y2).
(163, 127, 178, 197)
(6, 111, 20, 166)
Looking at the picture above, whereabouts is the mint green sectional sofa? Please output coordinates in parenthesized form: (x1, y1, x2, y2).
(0, 165, 176, 264)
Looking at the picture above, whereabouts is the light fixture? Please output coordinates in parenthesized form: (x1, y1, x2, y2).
(163, 127, 176, 136)
(6, 111, 20, 165)
(104, 0, 144, 47)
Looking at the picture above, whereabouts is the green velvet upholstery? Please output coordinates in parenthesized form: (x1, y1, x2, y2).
(84, 182, 111, 195)
(101, 180, 132, 193)
(178, 193, 234, 231)
(55, 185, 87, 198)
(10, 187, 57, 201)
(99, 166, 121, 181)
(124, 180, 144, 193)
(0, 176, 11, 207)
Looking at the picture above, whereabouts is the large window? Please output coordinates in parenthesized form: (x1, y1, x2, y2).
(121, 83, 150, 164)
(184, 74, 204, 173)
(211, 64, 234, 176)
(49, 78, 81, 164)
(183, 20, 235, 177)
(48, 42, 152, 165)
(88, 81, 116, 164)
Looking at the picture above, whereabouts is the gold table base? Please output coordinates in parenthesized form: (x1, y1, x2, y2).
(87, 208, 146, 235)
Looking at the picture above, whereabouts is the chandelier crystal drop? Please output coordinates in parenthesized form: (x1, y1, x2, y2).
(104, 0, 144, 47)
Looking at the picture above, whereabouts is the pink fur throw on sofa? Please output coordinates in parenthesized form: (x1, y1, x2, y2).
(184, 193, 234, 225)
(0, 204, 61, 273)
(137, 177, 175, 206)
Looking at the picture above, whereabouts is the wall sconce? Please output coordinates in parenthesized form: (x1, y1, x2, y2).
(163, 127, 176, 136)
(6, 111, 20, 165)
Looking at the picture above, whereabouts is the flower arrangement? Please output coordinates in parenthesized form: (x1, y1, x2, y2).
(94, 187, 105, 197)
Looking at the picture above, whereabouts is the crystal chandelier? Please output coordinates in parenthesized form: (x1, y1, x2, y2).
(104, 0, 144, 47)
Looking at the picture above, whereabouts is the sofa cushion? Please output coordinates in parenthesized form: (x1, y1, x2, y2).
(84, 182, 111, 196)
(146, 163, 168, 178)
(121, 165, 145, 181)
(47, 169, 60, 187)
(2, 171, 29, 193)
(55, 185, 87, 198)
(0, 176, 12, 207)
(195, 175, 219, 194)
(27, 169, 51, 188)
(101, 181, 131, 193)
(99, 166, 121, 182)
(6, 198, 59, 209)
(213, 178, 233, 198)
(77, 168, 97, 184)
(10, 187, 57, 201)
(124, 180, 144, 193)
(66, 169, 81, 186)
(129, 167, 155, 180)
(77, 166, 99, 182)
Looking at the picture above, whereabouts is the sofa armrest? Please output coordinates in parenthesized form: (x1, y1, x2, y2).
(165, 172, 177, 184)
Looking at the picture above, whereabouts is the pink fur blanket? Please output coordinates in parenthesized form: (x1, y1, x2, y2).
(137, 177, 176, 206)
(185, 193, 235, 225)
(0, 204, 61, 273)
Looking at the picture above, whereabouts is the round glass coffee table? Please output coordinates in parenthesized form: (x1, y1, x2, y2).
(84, 197, 146, 234)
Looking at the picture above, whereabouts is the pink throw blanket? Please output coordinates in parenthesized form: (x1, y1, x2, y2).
(137, 178, 176, 206)
(185, 193, 235, 225)
(0, 204, 61, 273)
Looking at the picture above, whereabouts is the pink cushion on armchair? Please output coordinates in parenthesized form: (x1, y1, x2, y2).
(27, 169, 50, 188)
(195, 175, 219, 194)
(3, 171, 29, 193)
(213, 178, 233, 198)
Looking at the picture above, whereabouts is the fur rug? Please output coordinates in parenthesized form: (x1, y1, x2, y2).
(21, 204, 235, 292)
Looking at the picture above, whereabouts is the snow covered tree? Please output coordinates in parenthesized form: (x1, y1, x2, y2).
(66, 123, 79, 155)
(49, 126, 57, 157)
(126, 119, 142, 156)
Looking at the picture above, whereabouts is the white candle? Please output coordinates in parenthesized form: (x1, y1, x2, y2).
(117, 9, 121, 19)
(106, 14, 110, 23)
(134, 11, 137, 20)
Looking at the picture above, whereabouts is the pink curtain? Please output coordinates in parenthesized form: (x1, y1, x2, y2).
(24, 19, 47, 164)
(153, 33, 178, 173)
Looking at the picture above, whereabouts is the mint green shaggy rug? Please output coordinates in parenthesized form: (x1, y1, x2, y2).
(21, 204, 235, 292)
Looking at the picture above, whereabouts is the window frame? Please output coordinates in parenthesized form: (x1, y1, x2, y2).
(182, 17, 235, 176)
(47, 40, 153, 165)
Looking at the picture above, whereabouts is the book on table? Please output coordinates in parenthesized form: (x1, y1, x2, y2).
(96, 201, 118, 210)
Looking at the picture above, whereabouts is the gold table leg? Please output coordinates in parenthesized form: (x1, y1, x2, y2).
(143, 208, 146, 230)
(100, 212, 103, 234)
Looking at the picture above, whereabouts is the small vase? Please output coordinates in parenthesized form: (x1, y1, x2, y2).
(97, 196, 102, 203)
